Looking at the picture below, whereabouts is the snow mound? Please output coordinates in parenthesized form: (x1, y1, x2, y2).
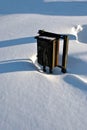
(71, 25, 87, 43)
(77, 25, 87, 43)
(71, 24, 87, 44)
(71, 24, 83, 42)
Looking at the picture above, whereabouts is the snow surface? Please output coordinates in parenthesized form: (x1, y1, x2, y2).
(0, 0, 87, 130)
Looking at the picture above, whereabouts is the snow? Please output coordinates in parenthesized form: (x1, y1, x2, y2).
(0, 0, 87, 130)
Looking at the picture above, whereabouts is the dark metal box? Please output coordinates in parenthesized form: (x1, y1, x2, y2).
(35, 36, 59, 73)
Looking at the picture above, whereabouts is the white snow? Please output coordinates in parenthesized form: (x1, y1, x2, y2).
(0, 0, 87, 130)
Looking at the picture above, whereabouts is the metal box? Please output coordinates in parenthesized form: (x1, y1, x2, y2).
(35, 36, 59, 73)
(35, 30, 69, 73)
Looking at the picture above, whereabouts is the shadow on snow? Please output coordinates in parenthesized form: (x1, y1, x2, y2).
(64, 74, 87, 92)
(67, 54, 87, 76)
(0, 59, 36, 74)
(0, 0, 87, 16)
(0, 37, 35, 48)
(63, 52, 87, 92)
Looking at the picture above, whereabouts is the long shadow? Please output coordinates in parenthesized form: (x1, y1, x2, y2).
(0, 37, 35, 48)
(0, 59, 36, 74)
(63, 53, 87, 92)
(63, 75, 87, 92)
(0, 0, 87, 16)
(67, 54, 87, 76)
